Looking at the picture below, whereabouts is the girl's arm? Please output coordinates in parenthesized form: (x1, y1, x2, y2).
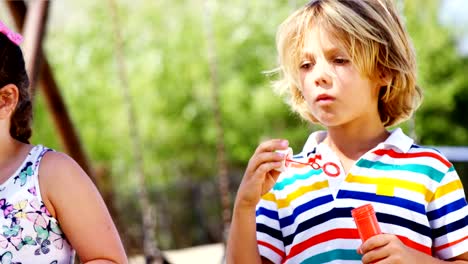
(39, 151, 127, 264)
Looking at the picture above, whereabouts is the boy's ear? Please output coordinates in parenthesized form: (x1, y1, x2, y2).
(0, 84, 19, 119)
(377, 70, 393, 87)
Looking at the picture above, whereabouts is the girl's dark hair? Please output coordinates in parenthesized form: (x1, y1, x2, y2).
(0, 34, 32, 143)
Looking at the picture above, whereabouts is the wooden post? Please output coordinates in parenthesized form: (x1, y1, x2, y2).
(22, 0, 49, 93)
(107, 0, 166, 263)
(202, 0, 231, 246)
(6, 1, 95, 180)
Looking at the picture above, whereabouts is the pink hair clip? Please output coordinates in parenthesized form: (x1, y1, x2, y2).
(0, 20, 23, 46)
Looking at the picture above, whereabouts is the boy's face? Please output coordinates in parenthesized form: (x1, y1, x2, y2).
(299, 27, 382, 128)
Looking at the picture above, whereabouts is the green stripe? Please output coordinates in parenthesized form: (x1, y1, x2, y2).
(273, 169, 323, 191)
(356, 159, 445, 182)
(301, 249, 361, 263)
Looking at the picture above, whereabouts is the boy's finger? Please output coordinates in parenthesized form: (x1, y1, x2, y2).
(248, 151, 286, 173)
(255, 162, 283, 179)
(254, 139, 289, 155)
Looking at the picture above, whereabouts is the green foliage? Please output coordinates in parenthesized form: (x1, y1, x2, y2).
(29, 0, 467, 251)
(403, 0, 468, 145)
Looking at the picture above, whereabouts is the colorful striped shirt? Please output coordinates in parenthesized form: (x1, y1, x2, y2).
(256, 128, 468, 263)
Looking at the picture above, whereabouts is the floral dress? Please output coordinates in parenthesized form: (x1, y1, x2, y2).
(0, 145, 75, 263)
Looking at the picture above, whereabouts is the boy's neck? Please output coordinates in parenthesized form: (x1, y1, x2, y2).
(324, 121, 389, 160)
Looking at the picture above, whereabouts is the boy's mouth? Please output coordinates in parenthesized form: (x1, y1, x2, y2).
(316, 94, 335, 102)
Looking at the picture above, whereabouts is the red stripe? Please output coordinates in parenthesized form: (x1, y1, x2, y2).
(373, 149, 451, 168)
(284, 229, 431, 261)
(258, 240, 286, 260)
(286, 228, 359, 261)
(396, 235, 432, 255)
(434, 234, 468, 252)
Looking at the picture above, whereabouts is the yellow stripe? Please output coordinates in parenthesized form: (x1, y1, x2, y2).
(432, 179, 463, 201)
(262, 192, 276, 202)
(346, 174, 434, 202)
(262, 180, 329, 209)
(275, 180, 329, 209)
(376, 184, 395, 196)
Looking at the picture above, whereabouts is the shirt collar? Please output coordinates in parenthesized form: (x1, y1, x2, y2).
(379, 127, 414, 153)
(302, 127, 414, 154)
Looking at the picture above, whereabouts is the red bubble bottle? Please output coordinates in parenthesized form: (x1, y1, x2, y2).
(351, 204, 382, 242)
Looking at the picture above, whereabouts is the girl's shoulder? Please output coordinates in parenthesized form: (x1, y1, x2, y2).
(39, 148, 84, 175)
(38, 148, 91, 218)
(38, 149, 88, 194)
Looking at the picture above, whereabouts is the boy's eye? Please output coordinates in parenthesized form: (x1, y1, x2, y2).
(334, 58, 349, 64)
(300, 61, 314, 70)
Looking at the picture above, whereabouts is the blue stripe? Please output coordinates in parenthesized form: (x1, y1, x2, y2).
(356, 159, 445, 182)
(377, 212, 431, 237)
(283, 207, 353, 246)
(273, 169, 323, 191)
(305, 148, 317, 157)
(279, 195, 334, 228)
(427, 198, 468, 221)
(281, 208, 431, 246)
(256, 223, 283, 241)
(337, 190, 426, 215)
(432, 214, 468, 239)
(256, 207, 279, 221)
(302, 249, 361, 263)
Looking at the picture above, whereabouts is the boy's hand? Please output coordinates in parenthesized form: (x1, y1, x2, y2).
(360, 234, 425, 264)
(234, 139, 289, 210)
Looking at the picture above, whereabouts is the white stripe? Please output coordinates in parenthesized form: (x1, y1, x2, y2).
(258, 245, 283, 264)
(256, 214, 281, 229)
(428, 189, 467, 212)
(257, 231, 284, 254)
(340, 182, 376, 194)
(284, 218, 357, 252)
(435, 235, 468, 260)
(370, 199, 428, 225)
(257, 197, 278, 211)
(354, 165, 439, 188)
(277, 186, 330, 216)
(325, 260, 362, 264)
(274, 171, 327, 198)
(368, 149, 449, 171)
(430, 203, 468, 229)
(281, 199, 334, 235)
(393, 188, 429, 205)
(380, 222, 432, 246)
(288, 238, 361, 264)
(439, 171, 462, 186)
(434, 225, 468, 247)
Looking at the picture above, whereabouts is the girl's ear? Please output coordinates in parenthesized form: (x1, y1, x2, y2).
(0, 84, 19, 120)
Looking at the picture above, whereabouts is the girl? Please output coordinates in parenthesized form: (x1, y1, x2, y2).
(0, 21, 127, 263)
(227, 0, 468, 263)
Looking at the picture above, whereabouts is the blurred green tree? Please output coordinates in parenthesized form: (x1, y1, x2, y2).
(27, 0, 467, 252)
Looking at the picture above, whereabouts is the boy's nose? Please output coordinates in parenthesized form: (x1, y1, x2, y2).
(314, 61, 332, 87)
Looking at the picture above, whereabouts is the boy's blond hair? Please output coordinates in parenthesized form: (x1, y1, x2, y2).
(273, 0, 422, 127)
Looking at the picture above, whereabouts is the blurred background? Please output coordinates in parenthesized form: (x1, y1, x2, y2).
(1, 0, 467, 263)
